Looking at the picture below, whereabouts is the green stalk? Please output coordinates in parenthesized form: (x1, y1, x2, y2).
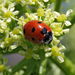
(39, 50, 47, 75)
(24, 58, 37, 75)
(63, 57, 75, 75)
(10, 57, 33, 74)
(54, 0, 62, 12)
(50, 56, 75, 75)
(70, 15, 75, 25)
(25, 5, 32, 13)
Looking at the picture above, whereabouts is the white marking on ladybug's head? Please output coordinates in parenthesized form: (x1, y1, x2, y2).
(42, 31, 53, 45)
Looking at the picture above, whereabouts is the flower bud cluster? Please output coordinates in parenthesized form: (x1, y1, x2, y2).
(0, 0, 73, 63)
(0, 54, 12, 74)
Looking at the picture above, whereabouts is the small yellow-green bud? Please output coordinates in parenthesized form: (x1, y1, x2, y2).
(25, 48, 33, 59)
(53, 27, 63, 36)
(50, 0, 56, 2)
(53, 37, 60, 45)
(0, 64, 5, 71)
(24, 19, 29, 23)
(25, 13, 29, 17)
(57, 14, 67, 22)
(37, 8, 44, 16)
(4, 11, 12, 18)
(32, 0, 36, 2)
(51, 46, 59, 56)
(12, 28, 19, 34)
(16, 0, 21, 2)
(54, 27, 63, 32)
(4, 37, 15, 45)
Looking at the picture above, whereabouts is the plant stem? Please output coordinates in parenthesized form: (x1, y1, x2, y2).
(69, 15, 75, 26)
(63, 57, 75, 75)
(39, 50, 47, 75)
(24, 58, 37, 75)
(10, 57, 33, 74)
(54, 0, 62, 12)
(50, 56, 75, 75)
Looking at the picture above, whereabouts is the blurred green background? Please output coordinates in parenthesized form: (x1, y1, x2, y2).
(61, 0, 75, 63)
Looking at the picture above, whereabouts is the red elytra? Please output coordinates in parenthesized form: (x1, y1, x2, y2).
(23, 20, 53, 44)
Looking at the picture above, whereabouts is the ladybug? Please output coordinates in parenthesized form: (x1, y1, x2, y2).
(23, 20, 53, 44)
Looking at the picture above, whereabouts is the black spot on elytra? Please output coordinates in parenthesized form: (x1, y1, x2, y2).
(32, 27, 35, 32)
(32, 38, 35, 41)
(41, 28, 47, 35)
(38, 21, 42, 24)
(23, 29, 25, 34)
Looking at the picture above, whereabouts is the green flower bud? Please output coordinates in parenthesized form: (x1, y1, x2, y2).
(16, 0, 21, 2)
(32, 0, 36, 2)
(25, 48, 33, 59)
(4, 11, 12, 18)
(12, 28, 20, 34)
(57, 14, 67, 22)
(0, 64, 5, 71)
(37, 8, 44, 16)
(4, 37, 15, 45)
(51, 46, 59, 56)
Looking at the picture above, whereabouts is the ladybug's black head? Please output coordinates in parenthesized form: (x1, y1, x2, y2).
(42, 31, 53, 44)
